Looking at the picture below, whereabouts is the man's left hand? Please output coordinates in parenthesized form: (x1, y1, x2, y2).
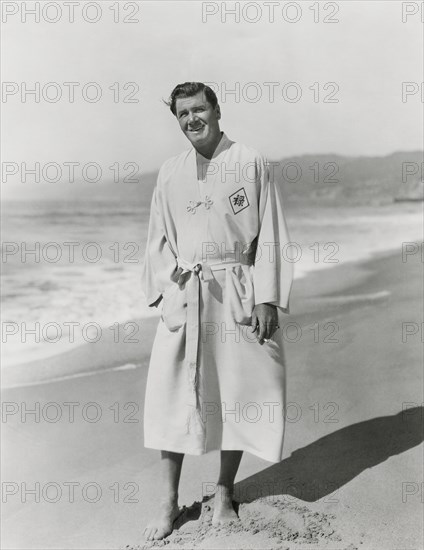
(251, 303, 279, 345)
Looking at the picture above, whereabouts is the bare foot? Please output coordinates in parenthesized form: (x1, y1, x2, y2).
(212, 484, 239, 526)
(143, 498, 181, 541)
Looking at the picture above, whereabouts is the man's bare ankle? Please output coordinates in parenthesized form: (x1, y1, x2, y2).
(216, 482, 233, 491)
(215, 483, 234, 500)
(159, 491, 178, 504)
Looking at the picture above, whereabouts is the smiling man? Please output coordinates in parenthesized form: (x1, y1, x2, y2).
(141, 82, 293, 541)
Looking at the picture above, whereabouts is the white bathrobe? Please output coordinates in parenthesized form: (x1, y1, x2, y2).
(141, 133, 293, 462)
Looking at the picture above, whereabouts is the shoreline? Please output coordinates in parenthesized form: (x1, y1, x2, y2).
(1, 245, 409, 390)
(2, 202, 421, 372)
(2, 243, 418, 390)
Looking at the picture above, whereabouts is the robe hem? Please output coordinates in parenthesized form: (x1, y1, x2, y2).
(143, 442, 282, 463)
(255, 300, 290, 315)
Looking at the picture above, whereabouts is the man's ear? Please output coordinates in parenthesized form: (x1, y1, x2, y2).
(216, 105, 221, 120)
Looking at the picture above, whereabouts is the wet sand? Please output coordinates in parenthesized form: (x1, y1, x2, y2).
(2, 249, 423, 549)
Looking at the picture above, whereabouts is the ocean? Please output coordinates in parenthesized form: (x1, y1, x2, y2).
(1, 182, 422, 368)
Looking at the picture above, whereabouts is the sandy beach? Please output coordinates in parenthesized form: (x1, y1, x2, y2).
(2, 1, 423, 547)
(2, 247, 423, 550)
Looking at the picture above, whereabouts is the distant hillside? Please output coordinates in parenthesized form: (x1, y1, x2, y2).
(4, 152, 421, 209)
(273, 151, 423, 206)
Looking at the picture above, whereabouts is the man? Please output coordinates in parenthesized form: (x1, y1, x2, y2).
(141, 82, 293, 541)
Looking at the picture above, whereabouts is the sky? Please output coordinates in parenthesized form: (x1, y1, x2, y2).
(1, 0, 423, 188)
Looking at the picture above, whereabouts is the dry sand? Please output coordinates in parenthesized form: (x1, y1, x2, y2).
(2, 249, 423, 549)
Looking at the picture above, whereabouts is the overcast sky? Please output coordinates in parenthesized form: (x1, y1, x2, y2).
(2, 0, 422, 186)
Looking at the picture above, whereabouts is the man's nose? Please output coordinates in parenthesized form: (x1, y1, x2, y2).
(187, 112, 198, 125)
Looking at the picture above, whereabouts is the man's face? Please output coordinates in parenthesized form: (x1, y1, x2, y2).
(175, 92, 221, 149)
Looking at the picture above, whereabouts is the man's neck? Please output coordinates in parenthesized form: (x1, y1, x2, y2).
(195, 131, 223, 160)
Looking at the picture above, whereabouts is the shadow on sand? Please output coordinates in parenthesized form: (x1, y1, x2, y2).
(172, 407, 423, 532)
(235, 407, 424, 503)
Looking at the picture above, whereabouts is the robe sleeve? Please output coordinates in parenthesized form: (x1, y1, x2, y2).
(252, 157, 294, 314)
(141, 179, 177, 307)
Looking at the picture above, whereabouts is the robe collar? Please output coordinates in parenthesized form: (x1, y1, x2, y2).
(193, 131, 232, 162)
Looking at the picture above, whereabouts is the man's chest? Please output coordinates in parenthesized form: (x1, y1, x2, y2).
(164, 159, 259, 221)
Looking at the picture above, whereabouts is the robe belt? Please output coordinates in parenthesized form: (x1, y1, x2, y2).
(175, 257, 253, 434)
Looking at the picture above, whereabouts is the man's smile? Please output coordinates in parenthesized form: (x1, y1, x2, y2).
(188, 124, 205, 134)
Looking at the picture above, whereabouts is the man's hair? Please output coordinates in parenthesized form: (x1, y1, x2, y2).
(166, 82, 218, 116)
